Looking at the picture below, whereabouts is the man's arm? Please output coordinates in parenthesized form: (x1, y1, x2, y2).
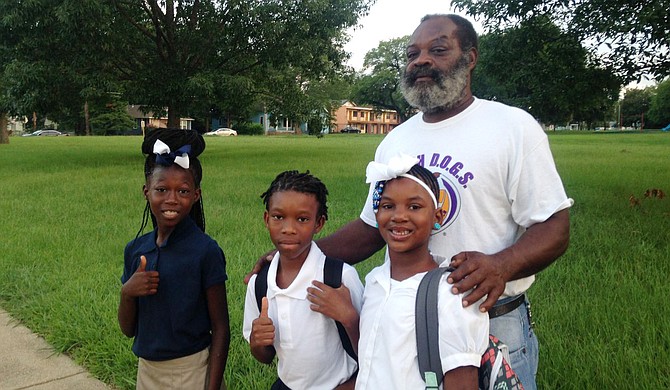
(316, 218, 386, 265)
(448, 208, 570, 311)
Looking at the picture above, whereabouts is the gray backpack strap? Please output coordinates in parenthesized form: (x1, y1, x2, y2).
(416, 266, 453, 390)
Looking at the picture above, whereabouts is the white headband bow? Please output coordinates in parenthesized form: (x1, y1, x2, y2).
(153, 139, 190, 169)
(365, 153, 438, 208)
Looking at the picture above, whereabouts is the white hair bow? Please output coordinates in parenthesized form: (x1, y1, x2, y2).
(153, 139, 190, 169)
(365, 153, 419, 183)
(366, 153, 438, 209)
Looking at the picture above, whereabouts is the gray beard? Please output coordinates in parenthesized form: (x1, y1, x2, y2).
(400, 55, 470, 114)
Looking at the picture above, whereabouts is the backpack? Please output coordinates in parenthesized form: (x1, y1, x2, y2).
(415, 266, 524, 390)
(254, 256, 357, 361)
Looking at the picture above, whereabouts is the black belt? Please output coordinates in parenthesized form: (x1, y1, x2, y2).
(488, 294, 525, 319)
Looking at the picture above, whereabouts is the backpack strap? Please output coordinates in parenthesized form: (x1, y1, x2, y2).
(324, 256, 358, 362)
(254, 256, 358, 362)
(254, 261, 271, 312)
(415, 266, 453, 390)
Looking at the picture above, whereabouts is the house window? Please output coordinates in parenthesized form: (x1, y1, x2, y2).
(353, 111, 358, 118)
(386, 113, 390, 119)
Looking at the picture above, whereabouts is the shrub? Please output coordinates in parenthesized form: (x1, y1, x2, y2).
(233, 122, 264, 135)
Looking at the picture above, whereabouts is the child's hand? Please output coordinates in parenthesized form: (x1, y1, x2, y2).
(250, 297, 275, 348)
(307, 281, 357, 324)
(121, 255, 160, 298)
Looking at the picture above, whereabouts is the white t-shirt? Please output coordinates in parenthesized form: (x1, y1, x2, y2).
(360, 98, 574, 297)
(356, 260, 489, 390)
(243, 242, 364, 389)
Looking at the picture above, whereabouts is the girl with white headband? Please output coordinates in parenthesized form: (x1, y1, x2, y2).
(350, 154, 489, 389)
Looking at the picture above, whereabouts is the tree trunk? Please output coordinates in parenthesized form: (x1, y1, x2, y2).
(0, 113, 9, 144)
(167, 106, 180, 128)
(84, 100, 91, 135)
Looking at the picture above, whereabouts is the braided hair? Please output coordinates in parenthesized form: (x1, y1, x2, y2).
(135, 128, 207, 240)
(260, 170, 329, 220)
(405, 164, 440, 203)
(372, 164, 440, 212)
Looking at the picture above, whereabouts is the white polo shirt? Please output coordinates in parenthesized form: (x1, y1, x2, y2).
(356, 260, 489, 390)
(243, 242, 364, 389)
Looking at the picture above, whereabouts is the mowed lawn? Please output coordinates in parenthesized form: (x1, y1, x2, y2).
(0, 132, 668, 389)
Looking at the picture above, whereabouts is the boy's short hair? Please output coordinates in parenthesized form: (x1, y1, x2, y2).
(260, 170, 329, 220)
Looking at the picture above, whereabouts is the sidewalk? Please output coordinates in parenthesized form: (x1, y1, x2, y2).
(0, 308, 112, 390)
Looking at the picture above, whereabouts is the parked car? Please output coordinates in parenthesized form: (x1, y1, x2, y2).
(341, 126, 360, 133)
(22, 130, 68, 137)
(204, 128, 237, 136)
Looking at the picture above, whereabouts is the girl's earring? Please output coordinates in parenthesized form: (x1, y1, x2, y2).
(375, 222, 379, 228)
(433, 223, 441, 230)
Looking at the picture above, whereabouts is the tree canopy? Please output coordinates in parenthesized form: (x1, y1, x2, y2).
(453, 0, 670, 83)
(648, 79, 670, 127)
(354, 19, 620, 128)
(472, 16, 621, 127)
(352, 36, 414, 122)
(0, 0, 373, 132)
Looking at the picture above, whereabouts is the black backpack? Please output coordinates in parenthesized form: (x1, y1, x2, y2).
(254, 256, 357, 361)
(415, 266, 524, 390)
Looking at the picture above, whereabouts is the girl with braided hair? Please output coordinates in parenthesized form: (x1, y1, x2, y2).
(118, 128, 229, 390)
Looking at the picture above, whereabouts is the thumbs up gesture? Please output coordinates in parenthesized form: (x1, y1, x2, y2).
(121, 255, 160, 297)
(250, 297, 275, 348)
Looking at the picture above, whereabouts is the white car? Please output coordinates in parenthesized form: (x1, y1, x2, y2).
(22, 130, 68, 137)
(204, 128, 237, 136)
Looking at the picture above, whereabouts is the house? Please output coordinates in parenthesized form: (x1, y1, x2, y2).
(332, 101, 399, 134)
(6, 116, 27, 135)
(249, 112, 299, 133)
(127, 105, 194, 134)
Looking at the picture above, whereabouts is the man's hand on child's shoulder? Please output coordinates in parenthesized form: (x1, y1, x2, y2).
(244, 251, 276, 284)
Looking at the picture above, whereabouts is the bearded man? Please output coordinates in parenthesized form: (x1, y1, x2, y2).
(251, 13, 573, 390)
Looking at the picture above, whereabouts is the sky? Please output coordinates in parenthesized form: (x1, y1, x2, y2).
(343, 0, 657, 90)
(343, 0, 482, 71)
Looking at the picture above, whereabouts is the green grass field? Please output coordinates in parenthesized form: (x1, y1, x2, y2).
(1, 132, 669, 389)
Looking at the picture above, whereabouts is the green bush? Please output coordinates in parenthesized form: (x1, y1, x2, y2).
(233, 122, 264, 135)
(90, 111, 136, 136)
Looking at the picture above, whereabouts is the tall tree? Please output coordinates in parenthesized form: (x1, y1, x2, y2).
(472, 16, 621, 127)
(453, 0, 669, 83)
(0, 0, 372, 131)
(108, 0, 372, 128)
(0, 0, 118, 135)
(648, 79, 670, 128)
(352, 36, 413, 122)
(620, 88, 653, 128)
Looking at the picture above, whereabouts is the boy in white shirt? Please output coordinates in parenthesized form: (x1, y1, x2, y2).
(243, 170, 363, 390)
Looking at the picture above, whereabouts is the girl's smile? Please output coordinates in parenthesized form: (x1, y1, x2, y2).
(375, 177, 441, 257)
(144, 164, 201, 244)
